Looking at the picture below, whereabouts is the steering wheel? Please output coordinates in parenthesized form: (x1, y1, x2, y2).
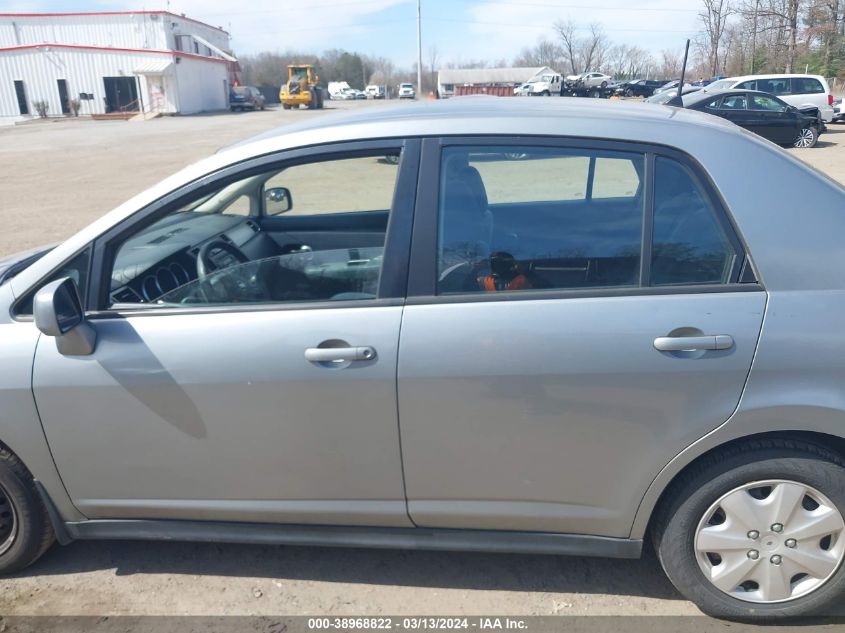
(196, 239, 250, 278)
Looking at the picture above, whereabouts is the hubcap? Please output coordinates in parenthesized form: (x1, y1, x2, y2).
(695, 480, 845, 603)
(0, 482, 17, 557)
(795, 129, 815, 148)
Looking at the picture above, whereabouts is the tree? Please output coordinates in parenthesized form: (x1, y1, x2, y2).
(554, 20, 580, 74)
(427, 46, 440, 94)
(699, 0, 736, 75)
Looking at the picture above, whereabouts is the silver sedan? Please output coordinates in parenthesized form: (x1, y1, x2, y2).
(1, 97, 845, 619)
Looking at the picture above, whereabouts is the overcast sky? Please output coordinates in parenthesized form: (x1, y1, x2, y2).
(3, 0, 705, 67)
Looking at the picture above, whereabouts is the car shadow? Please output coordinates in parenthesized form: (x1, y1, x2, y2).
(12, 539, 684, 600)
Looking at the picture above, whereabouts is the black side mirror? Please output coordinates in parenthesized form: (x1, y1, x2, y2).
(33, 277, 96, 355)
(265, 187, 293, 215)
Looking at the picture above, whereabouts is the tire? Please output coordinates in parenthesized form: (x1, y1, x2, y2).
(0, 446, 54, 574)
(653, 438, 845, 619)
(600, 81, 608, 89)
(794, 126, 819, 148)
(625, 88, 634, 98)
(230, 106, 236, 112)
(541, 90, 550, 97)
(282, 104, 291, 110)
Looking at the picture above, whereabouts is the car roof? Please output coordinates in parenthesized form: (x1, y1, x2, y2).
(225, 96, 736, 153)
(722, 73, 826, 82)
(683, 89, 777, 105)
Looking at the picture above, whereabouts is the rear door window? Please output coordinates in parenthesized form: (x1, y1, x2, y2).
(436, 147, 644, 294)
(756, 78, 790, 95)
(651, 157, 738, 286)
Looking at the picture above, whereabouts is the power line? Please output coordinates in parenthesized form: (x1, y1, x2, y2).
(424, 16, 698, 34)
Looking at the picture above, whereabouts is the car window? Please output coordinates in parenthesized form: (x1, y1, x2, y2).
(791, 77, 824, 94)
(720, 95, 747, 110)
(703, 97, 723, 110)
(263, 155, 399, 216)
(735, 80, 757, 90)
(756, 78, 790, 95)
(436, 146, 644, 294)
(651, 157, 736, 286)
(107, 152, 400, 307)
(14, 248, 92, 316)
(749, 95, 787, 112)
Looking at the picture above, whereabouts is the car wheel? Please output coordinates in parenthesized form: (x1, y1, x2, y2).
(653, 438, 845, 619)
(541, 90, 550, 97)
(625, 89, 634, 97)
(600, 81, 608, 89)
(230, 106, 236, 112)
(794, 126, 819, 148)
(0, 446, 54, 574)
(591, 89, 601, 98)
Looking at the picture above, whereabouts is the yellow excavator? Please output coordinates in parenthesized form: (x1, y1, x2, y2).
(279, 64, 324, 110)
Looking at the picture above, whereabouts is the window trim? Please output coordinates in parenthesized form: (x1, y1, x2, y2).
(86, 138, 421, 316)
(407, 135, 757, 304)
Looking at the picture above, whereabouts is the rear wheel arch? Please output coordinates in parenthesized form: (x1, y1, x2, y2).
(635, 430, 845, 540)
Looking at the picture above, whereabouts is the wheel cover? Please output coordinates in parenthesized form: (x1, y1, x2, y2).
(0, 482, 17, 557)
(695, 479, 845, 604)
(795, 128, 815, 148)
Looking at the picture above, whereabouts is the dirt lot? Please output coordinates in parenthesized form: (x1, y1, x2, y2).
(1, 100, 844, 618)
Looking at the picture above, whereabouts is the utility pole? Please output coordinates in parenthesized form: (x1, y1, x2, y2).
(417, 0, 423, 95)
(750, 0, 759, 74)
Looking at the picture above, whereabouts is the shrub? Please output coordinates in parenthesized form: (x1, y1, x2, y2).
(68, 99, 81, 116)
(33, 100, 49, 118)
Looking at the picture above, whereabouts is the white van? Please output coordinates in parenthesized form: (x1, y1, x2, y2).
(707, 74, 834, 122)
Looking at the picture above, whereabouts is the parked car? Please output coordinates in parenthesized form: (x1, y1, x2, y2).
(645, 85, 701, 103)
(229, 86, 266, 112)
(522, 72, 562, 96)
(653, 79, 693, 95)
(398, 83, 416, 99)
(614, 79, 666, 97)
(833, 97, 845, 122)
(702, 74, 834, 123)
(680, 89, 824, 148)
(4, 98, 845, 619)
(365, 85, 386, 99)
(573, 71, 612, 89)
(513, 83, 531, 96)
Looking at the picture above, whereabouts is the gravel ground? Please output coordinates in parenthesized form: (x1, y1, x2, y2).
(1, 99, 844, 618)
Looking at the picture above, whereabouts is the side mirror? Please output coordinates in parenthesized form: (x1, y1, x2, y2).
(265, 187, 293, 215)
(33, 278, 96, 356)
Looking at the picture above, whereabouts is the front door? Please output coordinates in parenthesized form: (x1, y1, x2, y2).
(398, 140, 765, 537)
(103, 76, 138, 112)
(32, 144, 418, 527)
(748, 94, 795, 144)
(57, 79, 70, 114)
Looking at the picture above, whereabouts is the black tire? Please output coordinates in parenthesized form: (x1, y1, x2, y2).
(625, 88, 634, 97)
(600, 81, 608, 89)
(230, 106, 236, 112)
(653, 438, 845, 619)
(541, 90, 550, 96)
(0, 446, 54, 574)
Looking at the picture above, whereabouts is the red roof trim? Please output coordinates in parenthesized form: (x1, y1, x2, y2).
(0, 43, 231, 65)
(0, 11, 228, 34)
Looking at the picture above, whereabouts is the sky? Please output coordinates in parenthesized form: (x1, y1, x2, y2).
(2, 0, 705, 67)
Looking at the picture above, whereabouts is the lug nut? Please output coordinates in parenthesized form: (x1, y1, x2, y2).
(771, 555, 783, 565)
(748, 550, 760, 560)
(771, 523, 784, 533)
(785, 538, 797, 548)
(747, 530, 760, 540)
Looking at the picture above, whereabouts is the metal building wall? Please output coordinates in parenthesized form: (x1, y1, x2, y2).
(0, 14, 168, 50)
(0, 47, 180, 118)
(173, 56, 229, 114)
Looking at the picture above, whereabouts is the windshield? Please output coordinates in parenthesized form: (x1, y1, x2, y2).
(707, 79, 734, 90)
(231, 87, 248, 96)
(401, 84, 413, 88)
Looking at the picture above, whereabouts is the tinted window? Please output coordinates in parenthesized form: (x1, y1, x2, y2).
(437, 147, 644, 294)
(791, 77, 824, 94)
(756, 78, 790, 95)
(749, 95, 787, 112)
(735, 80, 757, 90)
(651, 157, 736, 286)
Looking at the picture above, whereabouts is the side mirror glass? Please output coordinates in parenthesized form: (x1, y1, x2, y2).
(265, 187, 293, 216)
(33, 278, 96, 355)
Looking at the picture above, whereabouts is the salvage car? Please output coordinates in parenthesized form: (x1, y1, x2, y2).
(229, 86, 266, 112)
(681, 89, 824, 148)
(2, 98, 845, 620)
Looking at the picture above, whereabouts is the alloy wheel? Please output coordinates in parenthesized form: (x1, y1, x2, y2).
(0, 482, 17, 557)
(794, 128, 816, 148)
(695, 480, 845, 603)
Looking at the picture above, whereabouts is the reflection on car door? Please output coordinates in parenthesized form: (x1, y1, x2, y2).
(31, 143, 419, 527)
(397, 140, 765, 537)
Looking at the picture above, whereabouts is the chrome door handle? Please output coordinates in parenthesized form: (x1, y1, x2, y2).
(653, 335, 734, 352)
(304, 346, 376, 362)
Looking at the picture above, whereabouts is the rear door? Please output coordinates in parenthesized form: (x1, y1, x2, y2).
(748, 94, 796, 144)
(397, 138, 765, 537)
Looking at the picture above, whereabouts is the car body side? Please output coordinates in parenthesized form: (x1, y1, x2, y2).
(2, 99, 845, 546)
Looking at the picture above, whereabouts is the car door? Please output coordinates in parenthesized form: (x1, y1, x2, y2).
(397, 138, 765, 537)
(30, 141, 420, 526)
(710, 93, 755, 130)
(748, 94, 795, 143)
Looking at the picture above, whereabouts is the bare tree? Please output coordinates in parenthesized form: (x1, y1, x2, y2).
(699, 0, 736, 75)
(580, 23, 610, 72)
(427, 46, 439, 94)
(554, 20, 580, 75)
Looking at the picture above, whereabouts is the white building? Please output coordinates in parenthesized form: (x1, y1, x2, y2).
(0, 11, 239, 121)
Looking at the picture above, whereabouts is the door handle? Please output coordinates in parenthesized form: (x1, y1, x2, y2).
(653, 335, 734, 352)
(304, 346, 376, 362)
